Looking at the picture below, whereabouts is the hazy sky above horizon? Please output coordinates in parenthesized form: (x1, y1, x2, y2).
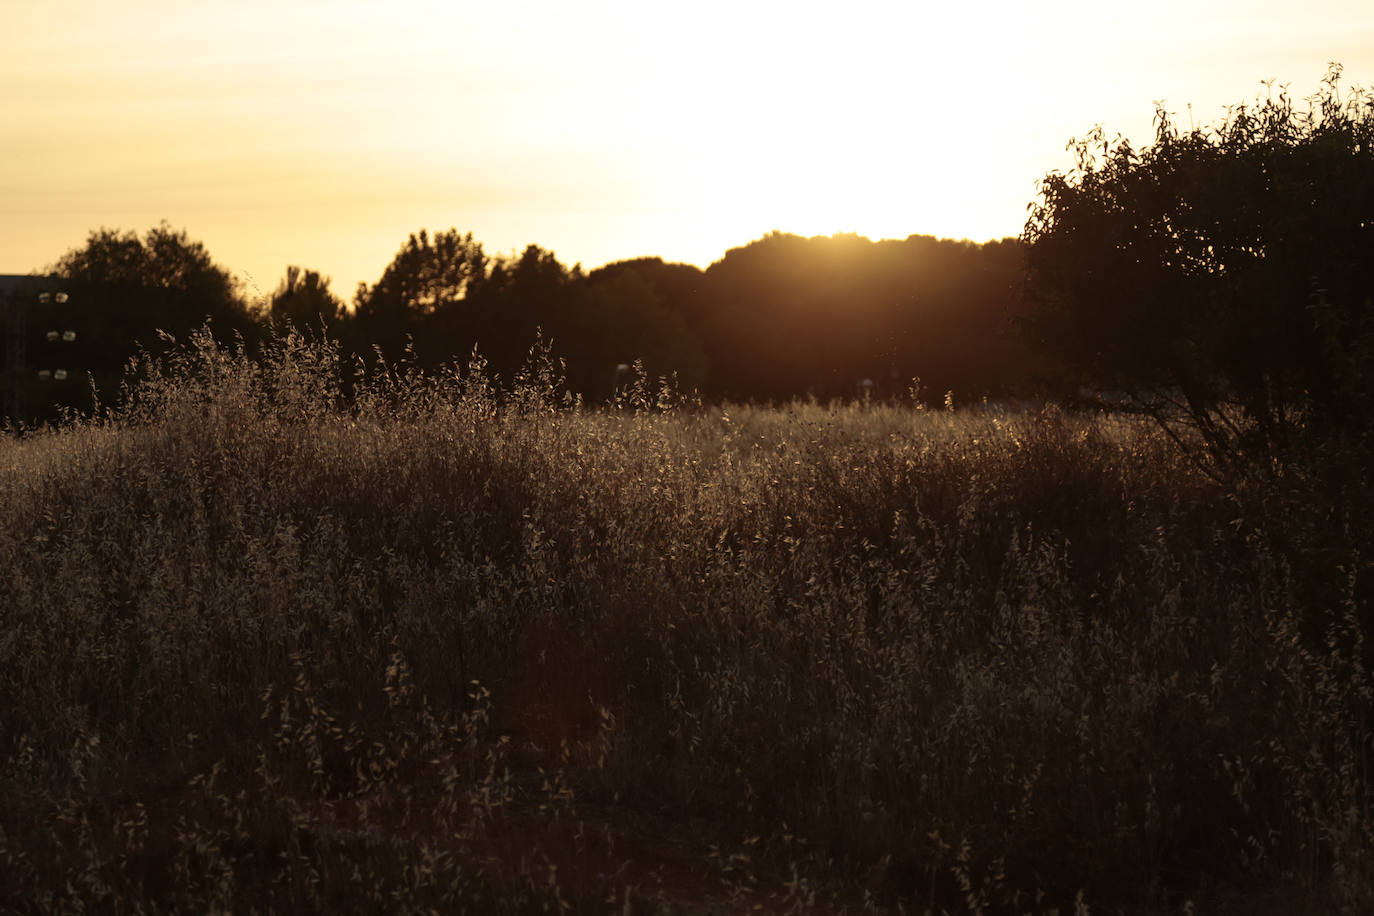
(5, 0, 1373, 304)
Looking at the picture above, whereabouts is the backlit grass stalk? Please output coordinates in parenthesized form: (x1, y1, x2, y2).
(0, 326, 1369, 913)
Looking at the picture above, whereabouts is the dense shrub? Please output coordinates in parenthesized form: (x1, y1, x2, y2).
(1021, 67, 1374, 484)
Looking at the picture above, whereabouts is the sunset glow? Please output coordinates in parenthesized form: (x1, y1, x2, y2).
(6, 0, 1374, 301)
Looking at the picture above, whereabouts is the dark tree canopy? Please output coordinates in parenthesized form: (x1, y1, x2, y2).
(54, 223, 249, 326)
(42, 223, 258, 417)
(269, 266, 345, 334)
(19, 221, 1037, 421)
(1021, 66, 1374, 472)
(696, 231, 1028, 401)
(341, 226, 1032, 403)
(357, 229, 490, 319)
(351, 229, 490, 360)
(461, 243, 578, 379)
(565, 264, 710, 399)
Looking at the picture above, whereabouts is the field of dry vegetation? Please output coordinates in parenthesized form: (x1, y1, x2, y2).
(1, 329, 1370, 914)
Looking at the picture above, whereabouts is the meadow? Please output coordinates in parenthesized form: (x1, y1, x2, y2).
(1, 328, 1369, 913)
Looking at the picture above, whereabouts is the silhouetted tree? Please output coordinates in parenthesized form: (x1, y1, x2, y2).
(1021, 66, 1374, 475)
(269, 266, 345, 335)
(456, 244, 581, 381)
(352, 229, 489, 362)
(585, 258, 707, 325)
(559, 266, 710, 399)
(48, 223, 258, 413)
(351, 231, 601, 383)
(340, 227, 1036, 405)
(696, 232, 1028, 401)
(55, 223, 250, 327)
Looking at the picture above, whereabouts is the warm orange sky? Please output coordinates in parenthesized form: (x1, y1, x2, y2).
(5, 0, 1373, 305)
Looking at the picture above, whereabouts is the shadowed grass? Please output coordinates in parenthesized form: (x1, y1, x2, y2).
(1, 327, 1369, 913)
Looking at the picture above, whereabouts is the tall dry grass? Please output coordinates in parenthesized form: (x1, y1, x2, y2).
(0, 327, 1369, 913)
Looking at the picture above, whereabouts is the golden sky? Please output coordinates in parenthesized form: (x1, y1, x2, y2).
(5, 0, 1373, 304)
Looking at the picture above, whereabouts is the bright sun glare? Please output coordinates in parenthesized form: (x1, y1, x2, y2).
(4, 0, 1373, 291)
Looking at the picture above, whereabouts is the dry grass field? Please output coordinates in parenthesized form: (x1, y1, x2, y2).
(1, 329, 1369, 913)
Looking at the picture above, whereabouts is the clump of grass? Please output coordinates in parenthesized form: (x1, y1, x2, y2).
(0, 325, 1369, 913)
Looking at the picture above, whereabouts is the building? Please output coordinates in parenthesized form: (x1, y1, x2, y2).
(2, 275, 70, 423)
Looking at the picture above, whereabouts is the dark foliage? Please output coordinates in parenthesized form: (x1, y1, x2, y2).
(23, 223, 260, 424)
(1021, 66, 1374, 479)
(14, 220, 1038, 419)
(563, 260, 711, 399)
(338, 226, 1034, 404)
(349, 228, 491, 363)
(695, 232, 1033, 402)
(268, 266, 345, 336)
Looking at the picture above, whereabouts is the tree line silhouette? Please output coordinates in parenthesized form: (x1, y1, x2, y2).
(5, 224, 1041, 423)
(6, 67, 1370, 468)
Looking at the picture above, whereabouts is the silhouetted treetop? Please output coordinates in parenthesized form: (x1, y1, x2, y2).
(36, 223, 257, 420)
(1021, 64, 1374, 474)
(355, 229, 488, 321)
(30, 221, 1040, 417)
(270, 266, 344, 333)
(55, 222, 243, 307)
(695, 231, 1027, 400)
(569, 265, 710, 397)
